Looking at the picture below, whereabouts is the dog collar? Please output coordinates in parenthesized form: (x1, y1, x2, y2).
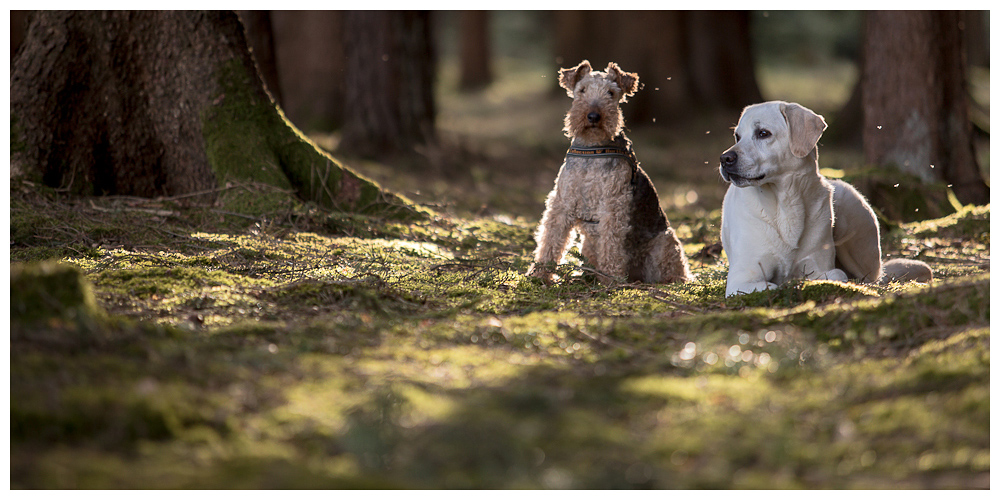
(565, 136, 640, 181)
(565, 145, 631, 158)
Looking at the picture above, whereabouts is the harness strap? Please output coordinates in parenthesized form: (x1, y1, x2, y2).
(564, 136, 640, 185)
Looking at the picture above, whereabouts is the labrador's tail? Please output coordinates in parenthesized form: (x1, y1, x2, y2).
(878, 258, 933, 285)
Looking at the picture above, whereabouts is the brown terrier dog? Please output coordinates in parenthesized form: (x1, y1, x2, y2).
(527, 60, 692, 285)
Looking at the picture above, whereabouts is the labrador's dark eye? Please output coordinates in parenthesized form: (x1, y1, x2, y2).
(757, 129, 771, 139)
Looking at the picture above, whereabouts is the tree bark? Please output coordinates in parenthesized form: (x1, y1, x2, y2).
(237, 10, 283, 105)
(458, 11, 492, 90)
(862, 11, 988, 206)
(270, 11, 345, 131)
(10, 11, 417, 217)
(683, 11, 763, 110)
(10, 10, 29, 59)
(340, 11, 436, 159)
(551, 11, 761, 122)
(553, 11, 691, 123)
(962, 10, 989, 69)
(827, 74, 863, 147)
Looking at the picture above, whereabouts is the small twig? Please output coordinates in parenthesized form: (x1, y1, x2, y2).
(89, 199, 176, 217)
(646, 289, 702, 315)
(564, 323, 634, 354)
(209, 209, 259, 220)
(577, 265, 621, 283)
(152, 184, 239, 202)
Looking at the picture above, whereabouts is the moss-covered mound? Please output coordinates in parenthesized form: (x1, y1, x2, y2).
(11, 260, 104, 326)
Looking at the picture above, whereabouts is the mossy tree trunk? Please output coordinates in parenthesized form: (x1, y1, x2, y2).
(862, 11, 989, 207)
(10, 10, 417, 217)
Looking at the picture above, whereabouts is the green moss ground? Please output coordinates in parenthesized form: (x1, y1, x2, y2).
(9, 56, 990, 489)
(9, 173, 990, 487)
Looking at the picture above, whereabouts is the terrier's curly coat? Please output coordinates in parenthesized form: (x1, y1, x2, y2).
(527, 60, 692, 285)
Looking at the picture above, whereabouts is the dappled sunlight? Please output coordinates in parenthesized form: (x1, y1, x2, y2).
(10, 9, 990, 486)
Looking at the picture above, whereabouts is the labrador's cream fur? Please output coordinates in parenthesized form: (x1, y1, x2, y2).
(719, 101, 931, 296)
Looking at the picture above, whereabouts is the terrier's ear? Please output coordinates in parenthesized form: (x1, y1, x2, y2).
(779, 102, 827, 158)
(605, 62, 639, 100)
(558, 60, 592, 97)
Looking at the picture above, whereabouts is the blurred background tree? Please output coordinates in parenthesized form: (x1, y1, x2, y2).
(237, 10, 284, 104)
(459, 11, 492, 90)
(553, 11, 762, 122)
(270, 11, 346, 131)
(862, 11, 989, 207)
(10, 10, 989, 219)
(339, 11, 437, 159)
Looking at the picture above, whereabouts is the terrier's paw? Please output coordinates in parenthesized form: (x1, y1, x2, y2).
(526, 262, 557, 285)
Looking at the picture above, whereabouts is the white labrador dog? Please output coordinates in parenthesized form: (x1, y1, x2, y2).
(719, 101, 931, 296)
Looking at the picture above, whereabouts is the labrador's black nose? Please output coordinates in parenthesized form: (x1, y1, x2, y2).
(587, 112, 601, 124)
(720, 150, 738, 167)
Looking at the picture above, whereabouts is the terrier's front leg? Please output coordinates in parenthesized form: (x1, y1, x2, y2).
(593, 203, 631, 285)
(528, 195, 574, 284)
(594, 235, 629, 285)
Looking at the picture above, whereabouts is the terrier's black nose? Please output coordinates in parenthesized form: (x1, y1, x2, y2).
(720, 150, 738, 167)
(587, 112, 601, 124)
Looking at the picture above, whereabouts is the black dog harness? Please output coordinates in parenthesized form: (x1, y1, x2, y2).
(561, 134, 671, 282)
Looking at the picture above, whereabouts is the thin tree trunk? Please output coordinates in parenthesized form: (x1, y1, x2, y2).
(271, 11, 345, 131)
(10, 10, 29, 59)
(459, 11, 492, 90)
(340, 11, 436, 159)
(827, 76, 863, 147)
(684, 11, 763, 110)
(551, 11, 760, 122)
(552, 11, 691, 123)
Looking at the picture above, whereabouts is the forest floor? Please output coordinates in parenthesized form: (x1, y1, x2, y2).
(9, 58, 991, 488)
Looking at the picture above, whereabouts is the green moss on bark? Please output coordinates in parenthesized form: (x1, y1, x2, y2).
(201, 60, 426, 220)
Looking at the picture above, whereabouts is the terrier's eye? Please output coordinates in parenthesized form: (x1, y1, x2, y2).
(757, 129, 771, 139)
(578, 87, 585, 95)
(735, 133, 742, 142)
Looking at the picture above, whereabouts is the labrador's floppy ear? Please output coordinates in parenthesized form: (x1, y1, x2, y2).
(780, 102, 827, 158)
(558, 60, 593, 97)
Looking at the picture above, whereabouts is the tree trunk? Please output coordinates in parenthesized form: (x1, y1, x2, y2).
(962, 10, 989, 69)
(270, 11, 345, 131)
(237, 10, 283, 105)
(10, 10, 29, 59)
(552, 11, 691, 123)
(827, 74, 863, 147)
(10, 11, 417, 217)
(458, 11, 492, 90)
(551, 11, 760, 122)
(862, 11, 988, 206)
(683, 11, 763, 110)
(340, 11, 436, 159)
